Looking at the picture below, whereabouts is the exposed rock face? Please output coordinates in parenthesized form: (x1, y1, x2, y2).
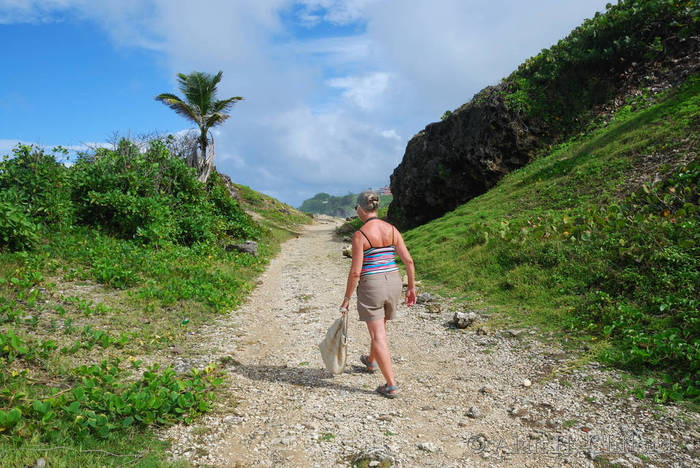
(215, 169, 240, 202)
(226, 240, 258, 256)
(388, 84, 539, 228)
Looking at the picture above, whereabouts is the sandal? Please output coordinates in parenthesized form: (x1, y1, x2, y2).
(376, 383, 398, 399)
(360, 354, 378, 373)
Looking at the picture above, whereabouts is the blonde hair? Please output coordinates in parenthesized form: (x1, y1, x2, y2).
(357, 190, 380, 211)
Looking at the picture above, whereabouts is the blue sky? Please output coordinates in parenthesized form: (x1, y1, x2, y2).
(0, 0, 610, 206)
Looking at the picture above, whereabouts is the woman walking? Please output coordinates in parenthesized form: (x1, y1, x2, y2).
(340, 190, 416, 398)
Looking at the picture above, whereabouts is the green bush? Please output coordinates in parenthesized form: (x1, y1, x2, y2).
(503, 0, 699, 137)
(70, 138, 259, 246)
(0, 145, 73, 226)
(0, 193, 40, 252)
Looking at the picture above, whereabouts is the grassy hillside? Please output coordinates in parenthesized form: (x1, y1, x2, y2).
(300, 192, 393, 217)
(0, 140, 310, 466)
(405, 74, 699, 403)
(233, 182, 312, 234)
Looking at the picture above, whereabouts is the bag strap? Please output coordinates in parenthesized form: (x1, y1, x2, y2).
(342, 312, 348, 342)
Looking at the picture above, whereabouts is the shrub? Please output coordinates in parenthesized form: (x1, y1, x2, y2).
(0, 145, 73, 226)
(70, 138, 259, 246)
(0, 191, 40, 252)
(503, 0, 699, 137)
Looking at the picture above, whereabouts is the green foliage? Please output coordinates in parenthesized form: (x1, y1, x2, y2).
(0, 194, 40, 252)
(300, 192, 356, 217)
(300, 192, 393, 217)
(441, 110, 453, 120)
(503, 0, 699, 137)
(0, 145, 74, 251)
(0, 356, 221, 442)
(405, 75, 699, 401)
(0, 136, 306, 464)
(70, 138, 257, 246)
(0, 145, 73, 226)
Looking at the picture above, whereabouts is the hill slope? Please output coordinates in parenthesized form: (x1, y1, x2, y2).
(299, 192, 393, 217)
(389, 0, 699, 228)
(404, 74, 699, 402)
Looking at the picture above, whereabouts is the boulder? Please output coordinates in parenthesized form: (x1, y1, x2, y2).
(336, 222, 356, 235)
(215, 170, 241, 201)
(342, 246, 352, 258)
(388, 84, 539, 228)
(416, 292, 433, 304)
(227, 240, 258, 256)
(453, 311, 478, 329)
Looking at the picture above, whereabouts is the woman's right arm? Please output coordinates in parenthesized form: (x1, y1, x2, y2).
(394, 228, 416, 307)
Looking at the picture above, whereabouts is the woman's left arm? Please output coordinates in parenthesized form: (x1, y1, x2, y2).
(341, 231, 364, 311)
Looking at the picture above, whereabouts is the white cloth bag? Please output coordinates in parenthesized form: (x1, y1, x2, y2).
(318, 312, 348, 375)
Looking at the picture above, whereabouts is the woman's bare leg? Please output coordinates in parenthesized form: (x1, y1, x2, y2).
(367, 318, 386, 363)
(366, 319, 395, 387)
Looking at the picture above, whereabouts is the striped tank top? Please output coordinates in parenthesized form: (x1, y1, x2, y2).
(358, 219, 399, 277)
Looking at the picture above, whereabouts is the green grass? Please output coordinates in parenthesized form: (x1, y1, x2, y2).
(0, 182, 310, 466)
(0, 432, 186, 468)
(234, 182, 312, 233)
(404, 74, 699, 403)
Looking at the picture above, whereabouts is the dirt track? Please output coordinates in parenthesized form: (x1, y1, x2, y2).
(161, 218, 699, 467)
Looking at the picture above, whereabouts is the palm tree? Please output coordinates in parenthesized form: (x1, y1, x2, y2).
(156, 71, 242, 183)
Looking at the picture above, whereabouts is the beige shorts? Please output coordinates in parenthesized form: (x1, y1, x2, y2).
(357, 271, 402, 321)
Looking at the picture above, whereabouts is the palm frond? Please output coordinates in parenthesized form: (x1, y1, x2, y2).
(211, 71, 223, 87)
(210, 96, 243, 114)
(155, 93, 201, 124)
(204, 113, 230, 128)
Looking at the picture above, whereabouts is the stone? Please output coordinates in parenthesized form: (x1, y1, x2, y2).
(522, 379, 532, 388)
(609, 458, 633, 468)
(426, 303, 442, 314)
(336, 222, 356, 235)
(453, 311, 478, 329)
(416, 292, 433, 304)
(342, 246, 352, 258)
(466, 406, 482, 419)
(226, 240, 258, 256)
(417, 442, 437, 453)
(216, 172, 241, 201)
(479, 385, 493, 395)
(351, 448, 394, 465)
(33, 459, 46, 468)
(476, 327, 488, 335)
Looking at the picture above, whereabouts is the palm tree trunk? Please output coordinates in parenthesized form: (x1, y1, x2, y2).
(197, 134, 214, 183)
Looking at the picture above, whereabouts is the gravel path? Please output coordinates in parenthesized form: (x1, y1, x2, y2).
(161, 218, 699, 467)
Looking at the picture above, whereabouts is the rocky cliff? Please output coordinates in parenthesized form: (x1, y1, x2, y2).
(388, 85, 539, 228)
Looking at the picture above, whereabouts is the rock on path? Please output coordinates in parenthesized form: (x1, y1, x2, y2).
(161, 219, 699, 467)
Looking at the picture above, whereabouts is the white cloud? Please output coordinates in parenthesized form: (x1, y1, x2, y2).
(327, 72, 391, 110)
(1, 0, 611, 205)
(380, 129, 401, 141)
(297, 0, 379, 25)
